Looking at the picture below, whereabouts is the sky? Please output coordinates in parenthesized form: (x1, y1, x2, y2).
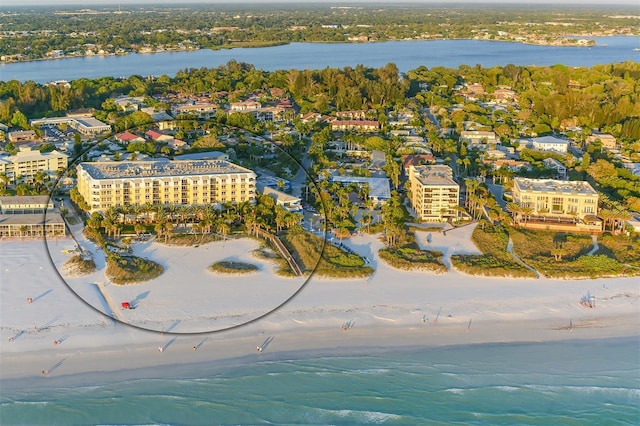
(1, 0, 639, 6)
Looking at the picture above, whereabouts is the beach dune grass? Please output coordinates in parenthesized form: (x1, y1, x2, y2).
(282, 230, 374, 278)
(451, 221, 536, 278)
(379, 230, 447, 273)
(208, 260, 259, 274)
(64, 254, 97, 275)
(379, 247, 447, 273)
(106, 254, 164, 284)
(596, 233, 640, 268)
(509, 228, 637, 278)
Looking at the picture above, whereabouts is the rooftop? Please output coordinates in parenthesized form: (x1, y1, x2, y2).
(0, 195, 52, 207)
(331, 176, 391, 200)
(410, 165, 458, 187)
(514, 178, 597, 195)
(0, 212, 64, 226)
(72, 117, 109, 128)
(77, 160, 255, 180)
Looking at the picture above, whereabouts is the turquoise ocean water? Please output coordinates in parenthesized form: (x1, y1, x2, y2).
(1, 337, 638, 425)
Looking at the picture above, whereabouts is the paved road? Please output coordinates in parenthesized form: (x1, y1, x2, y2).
(485, 181, 507, 210)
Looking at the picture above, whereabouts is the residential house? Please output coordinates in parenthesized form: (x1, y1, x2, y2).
(460, 130, 499, 145)
(115, 132, 145, 144)
(258, 184, 302, 212)
(542, 157, 568, 180)
(7, 130, 37, 143)
(329, 119, 379, 133)
(145, 130, 173, 143)
(331, 176, 391, 206)
(586, 133, 617, 150)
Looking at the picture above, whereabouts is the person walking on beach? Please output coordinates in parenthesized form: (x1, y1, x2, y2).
(158, 346, 163, 353)
(193, 345, 197, 351)
(257, 346, 262, 353)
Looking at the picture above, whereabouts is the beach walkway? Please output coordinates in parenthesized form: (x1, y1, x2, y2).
(257, 230, 303, 276)
(587, 235, 599, 255)
(507, 238, 543, 279)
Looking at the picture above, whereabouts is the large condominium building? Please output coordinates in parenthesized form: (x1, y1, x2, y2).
(0, 146, 68, 182)
(0, 195, 66, 237)
(76, 159, 256, 213)
(512, 178, 599, 220)
(408, 165, 460, 222)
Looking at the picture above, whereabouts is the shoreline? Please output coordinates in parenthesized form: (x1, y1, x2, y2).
(2, 312, 638, 389)
(2, 233, 639, 395)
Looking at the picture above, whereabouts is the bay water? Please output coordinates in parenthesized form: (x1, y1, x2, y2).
(1, 36, 639, 84)
(2, 337, 638, 425)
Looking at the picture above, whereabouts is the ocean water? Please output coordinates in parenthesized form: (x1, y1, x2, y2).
(1, 337, 638, 425)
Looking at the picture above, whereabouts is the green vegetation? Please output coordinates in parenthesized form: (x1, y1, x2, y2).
(509, 228, 639, 279)
(208, 261, 258, 275)
(64, 254, 96, 275)
(282, 229, 373, 278)
(106, 254, 164, 284)
(451, 221, 536, 278)
(379, 247, 447, 274)
(251, 244, 297, 277)
(378, 230, 447, 273)
(163, 233, 222, 246)
(596, 233, 640, 268)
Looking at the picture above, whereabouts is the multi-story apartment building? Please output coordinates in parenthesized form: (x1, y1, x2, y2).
(0, 195, 66, 237)
(408, 165, 460, 222)
(512, 178, 599, 220)
(0, 146, 68, 182)
(76, 159, 256, 213)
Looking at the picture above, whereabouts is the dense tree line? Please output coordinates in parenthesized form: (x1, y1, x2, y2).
(1, 4, 637, 61)
(1, 60, 638, 146)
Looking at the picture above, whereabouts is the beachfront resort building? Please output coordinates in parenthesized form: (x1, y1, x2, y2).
(0, 195, 66, 238)
(76, 159, 256, 213)
(408, 165, 460, 222)
(511, 178, 599, 221)
(0, 146, 68, 182)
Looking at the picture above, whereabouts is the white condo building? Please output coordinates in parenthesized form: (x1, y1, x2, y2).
(408, 165, 460, 222)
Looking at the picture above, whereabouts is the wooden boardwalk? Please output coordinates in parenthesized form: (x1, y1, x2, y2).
(257, 230, 303, 276)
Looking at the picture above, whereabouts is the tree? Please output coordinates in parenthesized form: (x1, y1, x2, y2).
(11, 111, 28, 129)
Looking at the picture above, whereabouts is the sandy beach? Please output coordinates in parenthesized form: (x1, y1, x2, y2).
(1, 224, 639, 391)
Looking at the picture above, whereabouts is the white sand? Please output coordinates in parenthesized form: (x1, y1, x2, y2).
(1, 225, 639, 386)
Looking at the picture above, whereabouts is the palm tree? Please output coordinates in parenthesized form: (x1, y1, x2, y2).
(551, 247, 567, 261)
(154, 221, 164, 242)
(506, 202, 524, 225)
(134, 223, 146, 237)
(612, 209, 632, 233)
(163, 221, 173, 243)
(216, 218, 230, 241)
(142, 202, 154, 224)
(129, 204, 142, 224)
